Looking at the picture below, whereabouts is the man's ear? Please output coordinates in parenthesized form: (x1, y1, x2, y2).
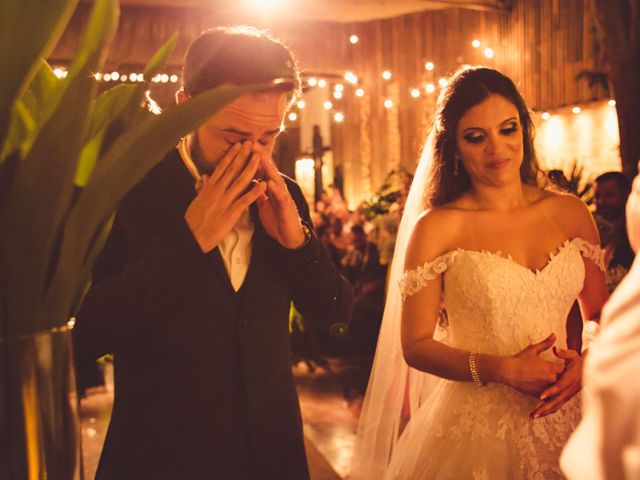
(176, 89, 188, 105)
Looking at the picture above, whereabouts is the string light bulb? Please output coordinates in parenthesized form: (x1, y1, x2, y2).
(472, 39, 481, 48)
(297, 100, 306, 109)
(541, 112, 550, 120)
(438, 78, 449, 88)
(355, 88, 364, 97)
(424, 62, 434, 71)
(410, 88, 420, 98)
(425, 83, 436, 93)
(484, 48, 494, 59)
(384, 99, 393, 109)
(288, 112, 298, 121)
(323, 101, 333, 110)
(382, 70, 392, 80)
(344, 72, 358, 84)
(349, 34, 359, 44)
(318, 79, 327, 88)
(608, 99, 616, 106)
(334, 112, 345, 122)
(307, 77, 318, 87)
(572, 106, 581, 114)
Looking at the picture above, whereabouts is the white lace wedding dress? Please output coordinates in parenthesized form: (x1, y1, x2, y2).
(383, 237, 605, 480)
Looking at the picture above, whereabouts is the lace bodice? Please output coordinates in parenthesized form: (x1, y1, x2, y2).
(383, 238, 605, 480)
(398, 238, 605, 356)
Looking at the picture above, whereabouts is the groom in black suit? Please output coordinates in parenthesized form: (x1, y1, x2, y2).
(74, 26, 352, 480)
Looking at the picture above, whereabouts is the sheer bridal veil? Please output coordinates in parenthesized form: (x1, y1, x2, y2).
(350, 131, 445, 479)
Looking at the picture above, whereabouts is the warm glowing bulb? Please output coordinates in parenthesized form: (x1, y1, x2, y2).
(355, 88, 364, 97)
(424, 62, 434, 71)
(103, 73, 112, 82)
(484, 48, 495, 59)
(170, 74, 179, 83)
(410, 88, 420, 98)
(318, 79, 327, 88)
(333, 91, 343, 100)
(335, 84, 344, 92)
(384, 99, 393, 109)
(425, 83, 436, 93)
(608, 99, 616, 106)
(472, 39, 481, 48)
(160, 74, 169, 83)
(137, 73, 145, 82)
(308, 77, 318, 87)
(382, 70, 392, 80)
(438, 78, 448, 88)
(111, 71, 120, 81)
(297, 100, 306, 109)
(94, 73, 102, 81)
(349, 34, 359, 44)
(53, 68, 65, 79)
(572, 106, 581, 114)
(288, 112, 298, 121)
(541, 112, 551, 120)
(334, 112, 345, 122)
(344, 72, 358, 84)
(323, 101, 333, 110)
(120, 74, 128, 82)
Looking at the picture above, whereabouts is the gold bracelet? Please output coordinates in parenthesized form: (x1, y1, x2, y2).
(468, 352, 485, 387)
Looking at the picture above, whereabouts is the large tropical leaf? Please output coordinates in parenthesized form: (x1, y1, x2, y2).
(0, 0, 79, 156)
(0, 0, 119, 335)
(75, 32, 179, 188)
(1, 60, 62, 161)
(75, 84, 137, 187)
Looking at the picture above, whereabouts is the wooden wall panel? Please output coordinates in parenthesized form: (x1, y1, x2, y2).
(50, 0, 609, 205)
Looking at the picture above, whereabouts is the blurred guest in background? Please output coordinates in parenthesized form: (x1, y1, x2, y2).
(594, 171, 634, 291)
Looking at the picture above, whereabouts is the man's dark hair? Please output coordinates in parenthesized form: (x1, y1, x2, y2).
(595, 171, 631, 197)
(182, 26, 301, 99)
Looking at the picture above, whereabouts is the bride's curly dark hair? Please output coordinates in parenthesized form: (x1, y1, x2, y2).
(426, 66, 543, 208)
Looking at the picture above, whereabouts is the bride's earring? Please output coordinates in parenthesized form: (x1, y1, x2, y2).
(453, 154, 460, 176)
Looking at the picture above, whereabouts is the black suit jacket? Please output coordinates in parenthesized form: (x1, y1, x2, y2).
(74, 149, 352, 480)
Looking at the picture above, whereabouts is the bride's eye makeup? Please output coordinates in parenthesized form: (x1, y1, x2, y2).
(463, 132, 484, 144)
(500, 123, 519, 135)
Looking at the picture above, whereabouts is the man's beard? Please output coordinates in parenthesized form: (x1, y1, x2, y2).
(190, 132, 213, 176)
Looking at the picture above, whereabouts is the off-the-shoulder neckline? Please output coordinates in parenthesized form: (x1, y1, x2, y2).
(426, 237, 598, 276)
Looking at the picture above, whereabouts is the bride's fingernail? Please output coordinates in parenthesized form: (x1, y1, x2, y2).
(533, 413, 540, 419)
(540, 394, 547, 400)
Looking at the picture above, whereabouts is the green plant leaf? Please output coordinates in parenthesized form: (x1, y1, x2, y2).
(1, 60, 63, 161)
(86, 84, 137, 142)
(0, 100, 35, 160)
(143, 33, 178, 80)
(0, 0, 79, 158)
(0, 0, 120, 335)
(70, 214, 115, 316)
(75, 84, 137, 187)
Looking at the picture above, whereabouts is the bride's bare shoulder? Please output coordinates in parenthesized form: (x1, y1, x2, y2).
(537, 187, 599, 241)
(406, 206, 466, 268)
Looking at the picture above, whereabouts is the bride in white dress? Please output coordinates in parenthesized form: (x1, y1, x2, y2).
(350, 67, 609, 479)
